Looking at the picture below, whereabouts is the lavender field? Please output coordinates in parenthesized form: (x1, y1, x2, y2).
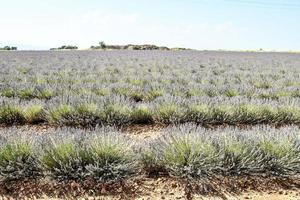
(1, 51, 300, 126)
(0, 50, 300, 199)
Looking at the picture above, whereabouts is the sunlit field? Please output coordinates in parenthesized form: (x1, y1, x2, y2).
(0, 50, 300, 199)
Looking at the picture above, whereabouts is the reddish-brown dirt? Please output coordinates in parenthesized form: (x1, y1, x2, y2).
(0, 177, 300, 199)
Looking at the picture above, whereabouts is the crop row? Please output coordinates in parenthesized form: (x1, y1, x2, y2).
(1, 97, 300, 126)
(1, 83, 300, 102)
(0, 125, 299, 183)
(1, 51, 300, 104)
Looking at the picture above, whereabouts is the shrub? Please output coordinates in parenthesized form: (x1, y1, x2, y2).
(144, 89, 165, 101)
(186, 88, 204, 98)
(0, 105, 25, 125)
(140, 147, 166, 176)
(128, 90, 144, 102)
(23, 105, 44, 124)
(85, 133, 137, 183)
(211, 105, 235, 124)
(233, 104, 260, 124)
(258, 138, 300, 176)
(217, 135, 262, 175)
(186, 104, 211, 124)
(47, 104, 73, 125)
(0, 136, 41, 182)
(35, 88, 54, 100)
(47, 103, 102, 127)
(143, 124, 300, 179)
(162, 135, 217, 179)
(17, 88, 35, 100)
(103, 103, 132, 125)
(74, 104, 101, 126)
(253, 81, 272, 89)
(42, 129, 138, 182)
(0, 88, 15, 98)
(155, 103, 186, 124)
(112, 87, 130, 96)
(131, 104, 153, 124)
(42, 141, 85, 181)
(93, 88, 110, 96)
(224, 88, 239, 97)
(276, 107, 300, 125)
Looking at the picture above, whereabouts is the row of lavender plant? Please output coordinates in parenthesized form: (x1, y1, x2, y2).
(0, 125, 299, 183)
(1, 95, 300, 126)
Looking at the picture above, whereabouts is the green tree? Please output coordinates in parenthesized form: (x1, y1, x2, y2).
(99, 41, 106, 49)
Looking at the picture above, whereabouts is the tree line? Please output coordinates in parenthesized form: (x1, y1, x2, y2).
(0, 46, 17, 50)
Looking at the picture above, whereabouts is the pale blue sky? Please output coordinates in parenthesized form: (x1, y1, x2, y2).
(0, 0, 299, 50)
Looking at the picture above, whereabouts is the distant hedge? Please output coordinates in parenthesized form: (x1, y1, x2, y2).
(50, 45, 78, 50)
(0, 46, 17, 50)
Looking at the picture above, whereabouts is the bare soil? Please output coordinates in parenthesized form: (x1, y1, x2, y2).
(0, 176, 299, 199)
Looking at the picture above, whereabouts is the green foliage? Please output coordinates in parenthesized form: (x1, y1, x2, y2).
(140, 149, 166, 176)
(93, 88, 110, 96)
(23, 105, 44, 124)
(72, 104, 101, 127)
(0, 141, 41, 182)
(42, 131, 137, 182)
(131, 105, 153, 124)
(143, 125, 300, 179)
(163, 136, 217, 179)
(103, 103, 132, 125)
(186, 104, 211, 124)
(211, 106, 235, 124)
(0, 105, 25, 125)
(47, 104, 72, 125)
(1, 51, 300, 128)
(85, 135, 137, 182)
(0, 88, 15, 98)
(35, 88, 54, 100)
(224, 88, 239, 97)
(42, 142, 84, 180)
(155, 103, 185, 123)
(0, 46, 17, 51)
(253, 81, 272, 89)
(144, 89, 165, 101)
(47, 104, 102, 127)
(99, 41, 106, 49)
(50, 45, 78, 50)
(0, 125, 298, 183)
(17, 88, 35, 100)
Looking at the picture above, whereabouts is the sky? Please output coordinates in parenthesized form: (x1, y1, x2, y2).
(0, 0, 299, 51)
